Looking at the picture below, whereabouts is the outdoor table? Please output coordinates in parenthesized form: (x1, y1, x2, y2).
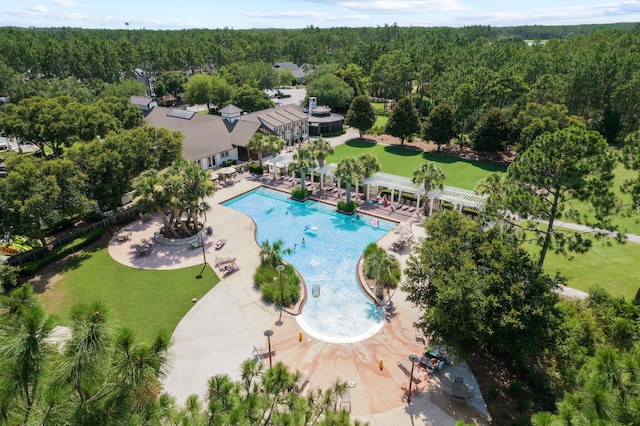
(451, 377, 468, 402)
(116, 230, 132, 241)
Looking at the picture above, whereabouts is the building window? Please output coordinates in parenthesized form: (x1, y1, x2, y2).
(208, 156, 216, 168)
(221, 151, 230, 159)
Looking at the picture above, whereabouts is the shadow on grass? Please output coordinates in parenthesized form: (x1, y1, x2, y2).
(58, 243, 107, 273)
(383, 145, 424, 158)
(345, 139, 377, 148)
(420, 151, 507, 173)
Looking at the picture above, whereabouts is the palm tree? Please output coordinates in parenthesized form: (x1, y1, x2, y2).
(358, 153, 380, 201)
(358, 153, 380, 179)
(363, 244, 400, 301)
(133, 168, 177, 237)
(180, 160, 215, 231)
(412, 161, 445, 214)
(265, 135, 285, 157)
(0, 301, 55, 423)
(247, 133, 267, 168)
(288, 148, 317, 195)
(310, 137, 334, 167)
(260, 239, 291, 267)
(332, 157, 363, 205)
(248, 134, 285, 169)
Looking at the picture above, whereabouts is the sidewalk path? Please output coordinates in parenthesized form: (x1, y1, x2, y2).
(107, 178, 490, 425)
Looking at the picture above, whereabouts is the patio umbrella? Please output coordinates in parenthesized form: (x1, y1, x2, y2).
(394, 224, 413, 237)
(209, 172, 219, 181)
(218, 167, 236, 176)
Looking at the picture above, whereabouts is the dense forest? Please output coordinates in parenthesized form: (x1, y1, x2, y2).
(2, 23, 640, 425)
(1, 23, 640, 143)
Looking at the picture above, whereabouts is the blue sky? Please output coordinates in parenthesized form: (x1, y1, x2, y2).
(2, 0, 640, 29)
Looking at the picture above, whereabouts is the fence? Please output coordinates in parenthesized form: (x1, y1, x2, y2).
(6, 205, 138, 267)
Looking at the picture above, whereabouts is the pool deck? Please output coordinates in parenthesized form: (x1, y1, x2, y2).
(107, 178, 490, 425)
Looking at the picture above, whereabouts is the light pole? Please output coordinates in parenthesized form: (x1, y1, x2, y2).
(407, 354, 420, 404)
(264, 329, 274, 368)
(276, 265, 285, 305)
(200, 234, 207, 265)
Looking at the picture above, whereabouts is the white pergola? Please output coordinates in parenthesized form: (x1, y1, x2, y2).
(313, 163, 338, 190)
(263, 152, 295, 177)
(363, 172, 488, 215)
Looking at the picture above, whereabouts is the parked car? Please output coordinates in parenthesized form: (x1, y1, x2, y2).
(0, 140, 8, 151)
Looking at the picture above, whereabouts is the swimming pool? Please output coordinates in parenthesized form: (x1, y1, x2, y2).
(223, 187, 395, 343)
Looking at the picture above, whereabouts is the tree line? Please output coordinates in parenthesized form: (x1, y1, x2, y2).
(1, 24, 640, 140)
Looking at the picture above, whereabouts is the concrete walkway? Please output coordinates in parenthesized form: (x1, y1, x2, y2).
(107, 177, 490, 425)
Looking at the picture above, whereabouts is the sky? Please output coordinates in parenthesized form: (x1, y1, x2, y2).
(1, 0, 640, 30)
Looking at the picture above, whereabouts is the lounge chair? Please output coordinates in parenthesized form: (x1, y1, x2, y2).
(220, 263, 240, 275)
(402, 201, 410, 211)
(397, 359, 422, 383)
(214, 256, 236, 268)
(214, 239, 227, 250)
(338, 389, 351, 412)
(252, 344, 276, 360)
(293, 375, 310, 394)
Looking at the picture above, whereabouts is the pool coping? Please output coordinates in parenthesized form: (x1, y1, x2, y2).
(222, 185, 393, 313)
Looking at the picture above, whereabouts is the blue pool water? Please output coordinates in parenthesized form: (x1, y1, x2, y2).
(223, 187, 395, 343)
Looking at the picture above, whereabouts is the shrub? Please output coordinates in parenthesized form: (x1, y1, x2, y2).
(0, 264, 19, 293)
(291, 187, 311, 200)
(336, 200, 358, 213)
(369, 124, 385, 135)
(254, 263, 300, 306)
(21, 227, 104, 275)
(508, 380, 525, 397)
(248, 163, 264, 175)
(222, 159, 237, 167)
(487, 384, 500, 401)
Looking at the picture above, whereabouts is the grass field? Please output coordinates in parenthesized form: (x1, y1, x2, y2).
(326, 139, 507, 190)
(38, 244, 219, 343)
(526, 238, 640, 301)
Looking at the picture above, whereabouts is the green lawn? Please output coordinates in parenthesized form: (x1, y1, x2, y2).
(526, 239, 640, 301)
(371, 101, 388, 115)
(373, 115, 388, 129)
(571, 163, 640, 235)
(326, 139, 507, 190)
(38, 244, 219, 343)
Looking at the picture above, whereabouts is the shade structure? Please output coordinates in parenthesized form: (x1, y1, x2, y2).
(218, 167, 236, 176)
(263, 152, 295, 177)
(363, 172, 488, 214)
(209, 172, 220, 180)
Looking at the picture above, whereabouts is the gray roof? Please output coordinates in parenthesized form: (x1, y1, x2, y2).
(219, 104, 243, 115)
(273, 62, 306, 80)
(144, 107, 260, 161)
(130, 96, 154, 107)
(308, 112, 344, 124)
(243, 104, 308, 131)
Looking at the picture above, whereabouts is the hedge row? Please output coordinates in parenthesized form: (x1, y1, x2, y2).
(21, 227, 105, 275)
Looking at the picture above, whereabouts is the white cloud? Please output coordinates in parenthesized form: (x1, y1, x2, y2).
(29, 5, 48, 14)
(52, 0, 80, 6)
(304, 0, 469, 13)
